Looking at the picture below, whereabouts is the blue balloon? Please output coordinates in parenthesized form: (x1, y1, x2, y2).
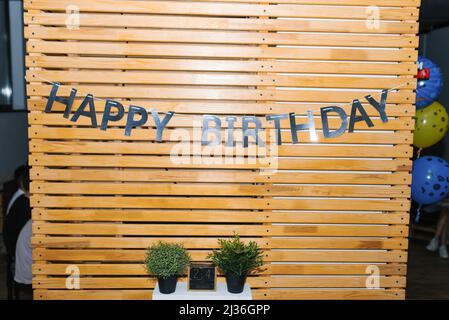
(416, 56, 443, 109)
(411, 156, 449, 205)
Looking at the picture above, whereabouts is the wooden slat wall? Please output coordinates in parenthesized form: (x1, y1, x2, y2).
(24, 0, 419, 300)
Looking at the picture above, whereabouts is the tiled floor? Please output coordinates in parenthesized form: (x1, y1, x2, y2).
(0, 239, 448, 300)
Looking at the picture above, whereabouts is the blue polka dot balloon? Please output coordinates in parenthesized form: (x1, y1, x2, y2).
(411, 156, 449, 205)
(416, 56, 443, 110)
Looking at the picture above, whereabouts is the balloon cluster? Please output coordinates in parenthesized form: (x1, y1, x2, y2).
(412, 57, 448, 215)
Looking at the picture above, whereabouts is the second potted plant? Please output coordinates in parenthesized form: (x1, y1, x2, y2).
(208, 234, 263, 294)
(144, 241, 190, 294)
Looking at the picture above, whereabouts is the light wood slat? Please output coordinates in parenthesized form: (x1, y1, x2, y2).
(33, 289, 404, 300)
(25, 0, 421, 8)
(254, 289, 404, 300)
(33, 248, 407, 262)
(26, 42, 418, 62)
(169, 0, 420, 5)
(30, 168, 412, 184)
(27, 85, 415, 104)
(32, 209, 410, 224)
(29, 141, 413, 158)
(29, 127, 414, 145)
(32, 236, 407, 250)
(32, 263, 407, 276)
(32, 276, 405, 289)
(24, 13, 419, 34)
(265, 263, 406, 275)
(33, 289, 153, 300)
(267, 238, 408, 249)
(30, 196, 409, 211)
(30, 182, 409, 198)
(25, 56, 418, 76)
(28, 113, 415, 131)
(33, 278, 158, 290)
(29, 155, 412, 171)
(24, 0, 419, 20)
(268, 250, 407, 262)
(31, 236, 271, 249)
(32, 222, 408, 237)
(28, 155, 264, 170)
(24, 27, 419, 48)
(26, 70, 417, 89)
(29, 154, 412, 169)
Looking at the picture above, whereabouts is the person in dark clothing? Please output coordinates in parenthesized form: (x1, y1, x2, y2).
(3, 167, 30, 255)
(2, 165, 28, 222)
(3, 167, 31, 299)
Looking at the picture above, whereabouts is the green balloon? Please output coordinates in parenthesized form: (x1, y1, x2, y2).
(414, 101, 449, 148)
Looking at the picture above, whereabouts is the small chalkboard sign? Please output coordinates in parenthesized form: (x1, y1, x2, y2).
(188, 263, 216, 291)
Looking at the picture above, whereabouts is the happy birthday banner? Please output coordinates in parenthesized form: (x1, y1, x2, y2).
(44, 82, 392, 147)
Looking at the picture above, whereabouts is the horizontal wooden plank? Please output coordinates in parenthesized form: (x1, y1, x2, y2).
(29, 141, 413, 158)
(32, 209, 410, 224)
(268, 250, 407, 262)
(30, 182, 410, 198)
(25, 56, 418, 76)
(26, 70, 417, 89)
(30, 196, 409, 211)
(32, 262, 407, 276)
(29, 126, 414, 144)
(32, 236, 271, 249)
(254, 289, 404, 300)
(150, 0, 419, 5)
(26, 42, 418, 62)
(24, 27, 419, 48)
(30, 168, 412, 184)
(28, 154, 263, 170)
(33, 289, 152, 300)
(24, 0, 419, 20)
(25, 0, 421, 9)
(32, 275, 405, 289)
(33, 288, 404, 300)
(27, 84, 415, 104)
(264, 263, 406, 275)
(33, 248, 407, 262)
(162, 0, 419, 5)
(32, 222, 407, 236)
(24, 13, 419, 35)
(32, 235, 407, 250)
(29, 154, 412, 171)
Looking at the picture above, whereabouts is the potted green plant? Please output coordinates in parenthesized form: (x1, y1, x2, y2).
(144, 241, 190, 294)
(207, 234, 263, 294)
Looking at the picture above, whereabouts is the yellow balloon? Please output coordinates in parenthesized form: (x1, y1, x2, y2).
(414, 101, 449, 148)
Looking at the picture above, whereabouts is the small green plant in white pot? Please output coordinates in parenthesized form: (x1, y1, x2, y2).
(144, 242, 190, 294)
(208, 234, 263, 294)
